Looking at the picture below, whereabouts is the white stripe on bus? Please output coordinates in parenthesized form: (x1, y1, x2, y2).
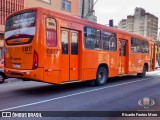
(5, 27, 36, 39)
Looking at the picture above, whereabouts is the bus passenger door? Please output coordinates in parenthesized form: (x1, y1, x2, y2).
(61, 29, 70, 82)
(69, 31, 79, 81)
(119, 40, 127, 74)
(61, 29, 79, 83)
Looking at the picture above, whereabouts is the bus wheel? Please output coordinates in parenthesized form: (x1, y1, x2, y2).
(137, 65, 147, 78)
(95, 67, 108, 86)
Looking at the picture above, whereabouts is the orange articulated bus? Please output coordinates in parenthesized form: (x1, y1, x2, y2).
(4, 7, 156, 86)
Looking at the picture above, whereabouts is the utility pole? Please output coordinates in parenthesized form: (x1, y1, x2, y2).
(81, 0, 85, 19)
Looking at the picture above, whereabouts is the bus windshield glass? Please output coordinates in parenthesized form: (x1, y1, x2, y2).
(5, 11, 36, 44)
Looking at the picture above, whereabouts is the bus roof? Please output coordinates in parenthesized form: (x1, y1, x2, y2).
(7, 7, 155, 42)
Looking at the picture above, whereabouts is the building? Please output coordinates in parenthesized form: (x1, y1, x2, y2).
(0, 0, 24, 32)
(118, 7, 158, 40)
(24, 0, 79, 17)
(0, 0, 24, 59)
(79, 0, 97, 22)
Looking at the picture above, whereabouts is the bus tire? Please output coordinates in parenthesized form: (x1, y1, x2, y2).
(137, 65, 147, 78)
(95, 67, 108, 86)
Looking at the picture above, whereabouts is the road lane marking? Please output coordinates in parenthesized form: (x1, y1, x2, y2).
(0, 77, 156, 111)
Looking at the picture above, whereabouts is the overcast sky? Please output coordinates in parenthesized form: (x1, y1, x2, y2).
(94, 0, 160, 27)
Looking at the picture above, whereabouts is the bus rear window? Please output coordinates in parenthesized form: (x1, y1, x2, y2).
(5, 11, 36, 45)
(5, 11, 36, 32)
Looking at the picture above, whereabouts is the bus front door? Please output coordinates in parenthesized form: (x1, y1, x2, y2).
(119, 40, 128, 75)
(61, 29, 79, 83)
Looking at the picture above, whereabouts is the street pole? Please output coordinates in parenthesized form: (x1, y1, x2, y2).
(81, 0, 85, 19)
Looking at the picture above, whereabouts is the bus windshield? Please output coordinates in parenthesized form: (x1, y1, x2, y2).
(5, 11, 36, 45)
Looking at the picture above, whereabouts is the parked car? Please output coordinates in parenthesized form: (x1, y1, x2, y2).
(0, 59, 7, 83)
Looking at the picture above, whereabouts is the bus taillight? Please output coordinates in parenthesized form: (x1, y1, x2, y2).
(32, 50, 38, 69)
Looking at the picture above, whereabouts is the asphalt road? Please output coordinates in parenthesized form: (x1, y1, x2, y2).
(0, 69, 160, 120)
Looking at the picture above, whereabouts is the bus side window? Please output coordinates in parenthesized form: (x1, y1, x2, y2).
(131, 38, 140, 53)
(46, 17, 57, 47)
(102, 31, 117, 51)
(131, 38, 136, 52)
(71, 32, 78, 55)
(136, 39, 140, 52)
(95, 30, 101, 49)
(61, 30, 69, 54)
(84, 27, 93, 49)
(144, 41, 149, 53)
(140, 40, 149, 53)
(84, 27, 100, 50)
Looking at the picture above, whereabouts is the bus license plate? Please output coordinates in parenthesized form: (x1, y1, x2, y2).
(13, 64, 21, 68)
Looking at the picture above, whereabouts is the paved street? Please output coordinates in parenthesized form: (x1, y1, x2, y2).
(0, 69, 160, 120)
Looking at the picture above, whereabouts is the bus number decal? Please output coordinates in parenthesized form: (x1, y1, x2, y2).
(46, 49, 58, 55)
(22, 46, 33, 52)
